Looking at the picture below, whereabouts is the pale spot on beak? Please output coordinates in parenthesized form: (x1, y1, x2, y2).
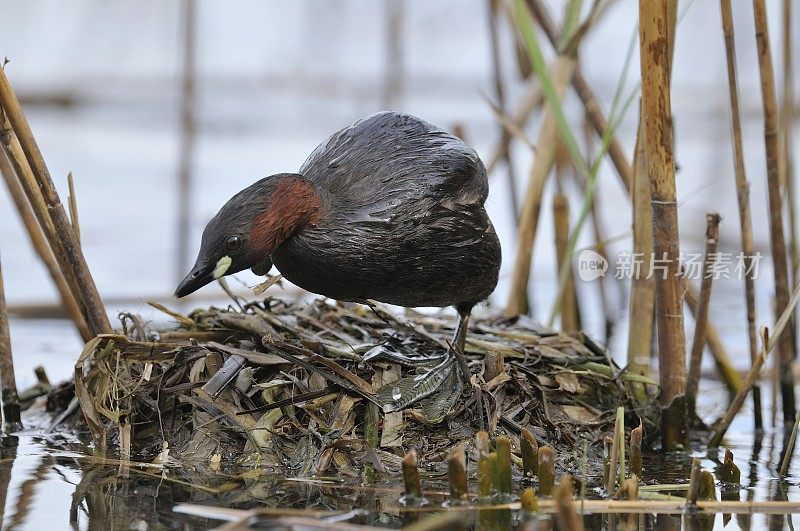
(213, 255, 232, 279)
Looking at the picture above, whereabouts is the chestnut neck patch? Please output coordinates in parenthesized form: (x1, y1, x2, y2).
(248, 178, 322, 259)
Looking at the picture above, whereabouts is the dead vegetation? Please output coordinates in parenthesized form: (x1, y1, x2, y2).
(64, 296, 657, 478)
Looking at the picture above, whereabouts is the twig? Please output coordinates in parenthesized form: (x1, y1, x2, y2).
(687, 212, 721, 415)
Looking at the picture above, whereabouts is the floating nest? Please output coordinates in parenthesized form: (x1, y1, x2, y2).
(65, 296, 659, 479)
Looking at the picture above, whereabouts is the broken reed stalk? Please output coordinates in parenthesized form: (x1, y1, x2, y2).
(719, 0, 762, 430)
(629, 423, 643, 479)
(751, 0, 796, 425)
(447, 444, 467, 498)
(402, 449, 422, 499)
(555, 475, 583, 531)
(520, 428, 538, 477)
(720, 449, 741, 483)
(66, 172, 80, 244)
(176, 0, 197, 282)
(520, 487, 538, 512)
(606, 411, 621, 493)
(687, 213, 721, 415)
(626, 111, 655, 382)
(495, 435, 513, 495)
(638, 0, 686, 449)
(476, 431, 492, 497)
(0, 151, 91, 341)
(507, 55, 575, 316)
(687, 457, 702, 505)
(0, 68, 111, 337)
(780, 412, 800, 476)
(602, 436, 613, 486)
(0, 250, 21, 432)
(538, 446, 555, 496)
(553, 192, 580, 331)
(488, 0, 519, 221)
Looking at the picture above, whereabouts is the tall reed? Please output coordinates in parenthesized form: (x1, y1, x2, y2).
(719, 0, 762, 429)
(0, 150, 91, 341)
(638, 0, 686, 448)
(0, 68, 111, 337)
(0, 250, 20, 431)
(751, 0, 796, 425)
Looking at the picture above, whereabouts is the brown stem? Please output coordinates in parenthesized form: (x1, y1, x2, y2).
(507, 56, 575, 316)
(719, 0, 763, 430)
(687, 213, 721, 415)
(488, 0, 519, 220)
(639, 0, 686, 449)
(0, 250, 20, 431)
(0, 68, 110, 337)
(752, 0, 796, 425)
(0, 150, 91, 341)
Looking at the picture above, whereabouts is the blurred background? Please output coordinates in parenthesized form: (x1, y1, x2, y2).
(0, 0, 797, 388)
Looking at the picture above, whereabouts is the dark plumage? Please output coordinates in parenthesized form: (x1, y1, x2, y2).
(176, 112, 501, 416)
(274, 111, 501, 309)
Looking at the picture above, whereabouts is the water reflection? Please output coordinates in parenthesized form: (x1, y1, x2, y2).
(0, 408, 796, 529)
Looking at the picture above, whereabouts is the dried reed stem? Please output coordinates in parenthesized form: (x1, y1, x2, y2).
(751, 0, 796, 424)
(488, 0, 519, 220)
(780, 0, 797, 282)
(629, 423, 643, 479)
(507, 56, 575, 316)
(553, 192, 579, 331)
(683, 284, 743, 396)
(686, 457, 702, 505)
(555, 475, 583, 531)
(638, 0, 686, 449)
(520, 487, 538, 512)
(520, 428, 538, 477)
(687, 213, 721, 415)
(719, 0, 762, 429)
(0, 68, 111, 336)
(0, 250, 20, 432)
(495, 436, 513, 494)
(402, 449, 422, 498)
(538, 446, 555, 496)
(176, 0, 197, 282)
(626, 112, 655, 380)
(780, 412, 800, 476)
(66, 172, 80, 244)
(0, 150, 91, 341)
(447, 444, 468, 498)
(710, 328, 771, 447)
(720, 449, 741, 483)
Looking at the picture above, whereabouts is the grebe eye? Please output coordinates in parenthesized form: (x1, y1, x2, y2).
(225, 236, 242, 252)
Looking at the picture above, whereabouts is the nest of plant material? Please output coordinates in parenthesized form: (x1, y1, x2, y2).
(66, 296, 658, 479)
